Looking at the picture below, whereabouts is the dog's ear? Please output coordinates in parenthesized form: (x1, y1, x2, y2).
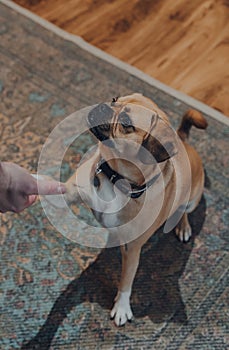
(138, 115, 178, 164)
(138, 134, 176, 164)
(87, 103, 114, 142)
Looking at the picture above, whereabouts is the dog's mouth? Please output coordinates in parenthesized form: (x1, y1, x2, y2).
(89, 125, 115, 148)
(89, 125, 110, 141)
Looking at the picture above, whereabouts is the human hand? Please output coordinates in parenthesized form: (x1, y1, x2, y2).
(0, 162, 66, 213)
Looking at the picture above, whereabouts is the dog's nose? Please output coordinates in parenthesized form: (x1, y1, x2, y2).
(88, 103, 114, 127)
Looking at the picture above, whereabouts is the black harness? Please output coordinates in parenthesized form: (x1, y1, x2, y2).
(96, 159, 160, 199)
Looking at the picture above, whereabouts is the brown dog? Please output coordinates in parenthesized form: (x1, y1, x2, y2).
(64, 93, 207, 326)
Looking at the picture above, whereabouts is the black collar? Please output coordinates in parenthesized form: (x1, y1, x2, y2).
(96, 159, 160, 199)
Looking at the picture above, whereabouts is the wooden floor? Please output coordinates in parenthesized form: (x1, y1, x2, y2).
(14, 0, 229, 115)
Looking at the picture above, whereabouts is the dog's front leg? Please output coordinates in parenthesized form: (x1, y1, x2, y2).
(111, 243, 141, 326)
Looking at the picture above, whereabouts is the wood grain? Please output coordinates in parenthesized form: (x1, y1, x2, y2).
(13, 0, 229, 115)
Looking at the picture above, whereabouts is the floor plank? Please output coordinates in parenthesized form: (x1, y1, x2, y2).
(13, 0, 229, 115)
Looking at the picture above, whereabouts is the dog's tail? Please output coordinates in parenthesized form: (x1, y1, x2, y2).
(177, 109, 208, 141)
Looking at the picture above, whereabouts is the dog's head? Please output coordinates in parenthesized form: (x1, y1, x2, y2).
(87, 93, 178, 164)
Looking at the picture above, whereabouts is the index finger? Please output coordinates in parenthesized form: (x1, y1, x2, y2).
(37, 180, 66, 195)
(30, 174, 66, 195)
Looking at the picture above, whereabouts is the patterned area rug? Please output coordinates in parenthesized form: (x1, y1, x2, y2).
(0, 2, 228, 350)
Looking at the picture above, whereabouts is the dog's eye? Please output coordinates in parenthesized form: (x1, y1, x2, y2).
(93, 175, 100, 188)
(118, 112, 135, 132)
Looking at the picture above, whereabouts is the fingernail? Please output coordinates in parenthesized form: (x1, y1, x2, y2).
(58, 184, 66, 194)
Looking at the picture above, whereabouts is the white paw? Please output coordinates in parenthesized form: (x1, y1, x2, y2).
(175, 222, 192, 242)
(110, 291, 133, 326)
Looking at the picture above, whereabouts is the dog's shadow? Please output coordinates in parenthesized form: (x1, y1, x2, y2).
(21, 196, 206, 350)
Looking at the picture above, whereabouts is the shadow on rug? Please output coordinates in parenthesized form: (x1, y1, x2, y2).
(21, 197, 206, 350)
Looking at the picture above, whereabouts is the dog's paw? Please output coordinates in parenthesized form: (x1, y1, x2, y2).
(175, 221, 192, 242)
(110, 291, 133, 326)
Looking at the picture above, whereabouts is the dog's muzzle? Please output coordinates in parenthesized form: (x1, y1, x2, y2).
(87, 103, 114, 146)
